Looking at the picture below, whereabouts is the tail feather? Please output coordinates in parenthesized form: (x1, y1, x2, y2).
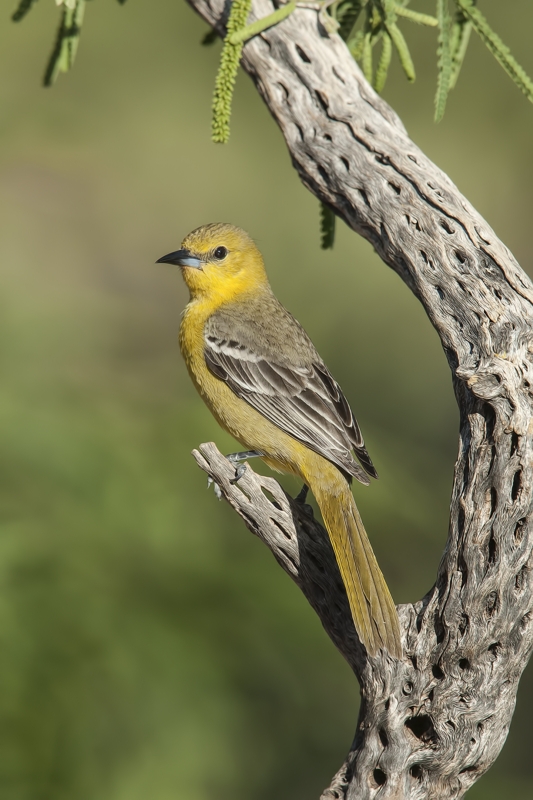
(311, 478, 402, 659)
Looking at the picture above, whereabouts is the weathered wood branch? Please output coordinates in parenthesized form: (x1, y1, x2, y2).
(186, 2, 533, 797)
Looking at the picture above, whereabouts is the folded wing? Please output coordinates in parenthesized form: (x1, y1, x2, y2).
(203, 331, 377, 484)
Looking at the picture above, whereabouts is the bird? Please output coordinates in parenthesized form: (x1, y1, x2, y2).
(157, 222, 402, 659)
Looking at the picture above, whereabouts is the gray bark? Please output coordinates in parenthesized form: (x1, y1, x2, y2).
(186, 1, 533, 797)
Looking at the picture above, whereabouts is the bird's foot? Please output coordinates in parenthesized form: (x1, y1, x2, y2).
(225, 450, 261, 485)
(207, 476, 223, 500)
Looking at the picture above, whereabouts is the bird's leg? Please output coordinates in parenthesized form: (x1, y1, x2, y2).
(207, 451, 262, 497)
(226, 450, 262, 484)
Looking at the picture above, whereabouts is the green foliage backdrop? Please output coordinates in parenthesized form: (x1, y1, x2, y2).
(1, 1, 533, 798)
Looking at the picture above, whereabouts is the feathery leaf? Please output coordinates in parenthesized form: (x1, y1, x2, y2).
(434, 0, 452, 122)
(228, 2, 296, 46)
(449, 10, 471, 89)
(337, 0, 364, 42)
(320, 203, 336, 249)
(211, 0, 253, 143)
(393, 4, 437, 27)
(374, 30, 392, 92)
(11, 0, 39, 22)
(43, 0, 85, 87)
(386, 20, 415, 81)
(457, 0, 533, 104)
(362, 29, 373, 83)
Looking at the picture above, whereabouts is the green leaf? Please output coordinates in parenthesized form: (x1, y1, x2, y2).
(11, 0, 39, 22)
(43, 0, 86, 87)
(393, 4, 437, 27)
(228, 2, 296, 46)
(374, 30, 392, 92)
(348, 29, 365, 60)
(457, 0, 533, 104)
(449, 11, 472, 89)
(337, 0, 364, 42)
(320, 203, 336, 249)
(386, 20, 415, 82)
(362, 29, 373, 83)
(434, 0, 452, 122)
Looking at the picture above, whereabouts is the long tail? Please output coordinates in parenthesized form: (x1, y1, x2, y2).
(308, 471, 402, 659)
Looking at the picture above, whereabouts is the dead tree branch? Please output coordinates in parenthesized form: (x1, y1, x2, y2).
(186, 2, 533, 797)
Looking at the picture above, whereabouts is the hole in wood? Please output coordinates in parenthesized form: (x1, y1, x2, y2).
(315, 89, 328, 112)
(410, 764, 423, 780)
(455, 249, 467, 264)
(490, 487, 497, 517)
(261, 487, 282, 510)
(459, 614, 469, 635)
(420, 250, 428, 263)
(270, 517, 292, 540)
(340, 156, 349, 171)
(372, 768, 386, 787)
(440, 218, 454, 234)
(488, 641, 501, 660)
(388, 181, 401, 195)
(358, 188, 370, 207)
(459, 658, 470, 670)
(514, 518, 526, 545)
(484, 404, 496, 441)
(379, 728, 388, 747)
(432, 664, 444, 680)
(487, 531, 497, 564)
(323, 133, 332, 142)
(279, 546, 298, 571)
(515, 564, 528, 592)
(436, 285, 445, 299)
(460, 765, 478, 774)
(405, 715, 436, 743)
(512, 470, 522, 502)
(295, 44, 311, 63)
(511, 431, 520, 456)
(317, 165, 329, 183)
(485, 591, 499, 616)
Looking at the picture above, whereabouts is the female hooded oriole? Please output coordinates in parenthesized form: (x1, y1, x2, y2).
(157, 223, 401, 658)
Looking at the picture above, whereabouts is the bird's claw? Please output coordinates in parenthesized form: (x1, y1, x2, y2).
(230, 462, 247, 484)
(207, 475, 223, 500)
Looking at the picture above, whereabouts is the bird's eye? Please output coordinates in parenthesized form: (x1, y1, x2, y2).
(213, 246, 228, 260)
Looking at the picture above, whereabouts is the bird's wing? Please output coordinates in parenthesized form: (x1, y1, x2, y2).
(203, 331, 377, 483)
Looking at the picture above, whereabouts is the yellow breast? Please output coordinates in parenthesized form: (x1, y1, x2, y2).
(178, 298, 309, 478)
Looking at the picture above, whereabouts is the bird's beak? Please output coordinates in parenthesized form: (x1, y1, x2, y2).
(156, 248, 204, 269)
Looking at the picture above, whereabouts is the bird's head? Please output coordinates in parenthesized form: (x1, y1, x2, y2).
(157, 222, 268, 301)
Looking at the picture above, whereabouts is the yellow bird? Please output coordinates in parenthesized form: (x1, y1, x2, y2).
(157, 223, 401, 658)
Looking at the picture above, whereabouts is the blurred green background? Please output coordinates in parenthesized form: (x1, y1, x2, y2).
(1, 1, 532, 798)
